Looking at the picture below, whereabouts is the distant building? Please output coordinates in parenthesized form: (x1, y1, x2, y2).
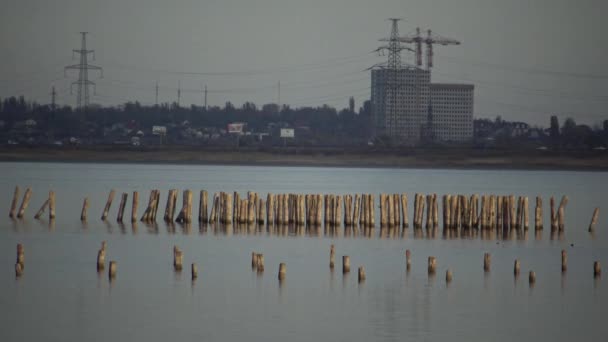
(429, 83, 474, 142)
(371, 68, 474, 144)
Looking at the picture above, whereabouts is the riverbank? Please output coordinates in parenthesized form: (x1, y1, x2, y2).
(1, 147, 607, 171)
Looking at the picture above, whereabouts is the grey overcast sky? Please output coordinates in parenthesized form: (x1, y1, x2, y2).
(0, 0, 606, 126)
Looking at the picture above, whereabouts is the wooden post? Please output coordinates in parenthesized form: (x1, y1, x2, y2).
(369, 194, 375, 227)
(426, 194, 433, 229)
(344, 195, 352, 226)
(360, 194, 367, 227)
(329, 244, 335, 269)
(444, 195, 451, 229)
(198, 190, 208, 223)
(16, 187, 32, 219)
(358, 266, 366, 283)
(446, 269, 453, 283)
(247, 196, 256, 224)
(266, 193, 274, 225)
(48, 190, 56, 220)
(257, 198, 265, 224)
(514, 259, 520, 276)
(515, 196, 523, 229)
(278, 263, 286, 281)
(561, 249, 567, 272)
(34, 198, 50, 219)
(483, 253, 491, 272)
(97, 248, 106, 271)
(393, 194, 401, 227)
(388, 194, 395, 227)
(522, 196, 529, 230)
(116, 192, 128, 222)
(108, 261, 117, 280)
(405, 249, 411, 271)
(81, 197, 89, 221)
(173, 246, 183, 271)
(401, 194, 408, 228)
(101, 189, 115, 221)
(342, 256, 350, 274)
(509, 195, 516, 229)
(428, 256, 437, 275)
(164, 189, 175, 222)
(535, 196, 543, 230)
(594, 261, 601, 277)
(432, 194, 439, 228)
(529, 271, 536, 285)
(131, 191, 138, 222)
(9, 186, 20, 218)
(191, 263, 198, 280)
(152, 190, 161, 221)
(256, 254, 264, 272)
(316, 194, 323, 226)
(588, 208, 600, 232)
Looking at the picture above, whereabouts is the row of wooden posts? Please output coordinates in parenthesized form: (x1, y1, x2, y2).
(14, 242, 601, 285)
(8, 186, 601, 232)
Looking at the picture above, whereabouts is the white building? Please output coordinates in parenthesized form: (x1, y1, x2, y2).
(429, 83, 474, 142)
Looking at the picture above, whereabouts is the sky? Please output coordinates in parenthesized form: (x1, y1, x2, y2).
(0, 0, 606, 126)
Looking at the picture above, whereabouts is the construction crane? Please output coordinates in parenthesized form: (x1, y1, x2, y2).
(396, 27, 460, 69)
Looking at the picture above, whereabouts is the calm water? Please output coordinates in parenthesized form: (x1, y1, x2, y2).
(0, 162, 607, 342)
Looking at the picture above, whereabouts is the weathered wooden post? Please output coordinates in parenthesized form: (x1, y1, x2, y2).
(256, 254, 264, 272)
(523, 196, 529, 230)
(428, 256, 437, 275)
(535, 196, 543, 230)
(108, 261, 117, 280)
(199, 190, 208, 223)
(388, 194, 396, 227)
(17, 187, 32, 219)
(369, 194, 375, 227)
(116, 192, 128, 222)
(173, 246, 183, 271)
(358, 266, 366, 283)
(561, 249, 567, 272)
(446, 269, 453, 283)
(329, 244, 335, 269)
(509, 195, 516, 229)
(444, 195, 451, 229)
(9, 186, 20, 218)
(266, 193, 274, 225)
(97, 247, 106, 271)
(529, 271, 536, 285)
(342, 255, 350, 274)
(48, 190, 56, 220)
(163, 189, 176, 222)
(426, 194, 433, 229)
(484, 253, 491, 272)
(101, 189, 116, 221)
(80, 197, 89, 221)
(191, 263, 198, 280)
(209, 192, 218, 223)
(130, 191, 138, 222)
(278, 263, 286, 281)
(401, 194, 408, 228)
(594, 261, 601, 277)
(405, 249, 411, 271)
(557, 195, 568, 231)
(247, 196, 256, 224)
(514, 259, 520, 276)
(34, 198, 49, 219)
(588, 208, 600, 232)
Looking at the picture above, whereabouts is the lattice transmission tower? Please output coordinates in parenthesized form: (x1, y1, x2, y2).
(65, 32, 103, 110)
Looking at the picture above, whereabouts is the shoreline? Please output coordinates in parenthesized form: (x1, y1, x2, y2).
(1, 147, 607, 172)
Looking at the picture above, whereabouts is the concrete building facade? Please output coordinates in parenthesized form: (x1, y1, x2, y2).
(429, 83, 474, 142)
